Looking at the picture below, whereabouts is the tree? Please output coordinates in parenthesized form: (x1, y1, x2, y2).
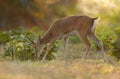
(0, 0, 78, 30)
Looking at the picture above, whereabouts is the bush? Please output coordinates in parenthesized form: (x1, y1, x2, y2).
(93, 26, 120, 61)
(108, 27, 120, 61)
(0, 31, 11, 44)
(2, 29, 59, 61)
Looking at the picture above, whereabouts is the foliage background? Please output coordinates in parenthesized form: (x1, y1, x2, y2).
(0, 0, 120, 60)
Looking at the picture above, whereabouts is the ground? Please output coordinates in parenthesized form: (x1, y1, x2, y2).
(0, 44, 120, 79)
(0, 59, 120, 79)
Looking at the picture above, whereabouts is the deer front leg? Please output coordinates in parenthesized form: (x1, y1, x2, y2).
(36, 45, 45, 60)
(41, 37, 58, 62)
(41, 45, 53, 62)
(80, 34, 91, 61)
(64, 37, 69, 62)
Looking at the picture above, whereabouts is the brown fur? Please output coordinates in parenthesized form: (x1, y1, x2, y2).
(42, 16, 94, 43)
(35, 15, 105, 61)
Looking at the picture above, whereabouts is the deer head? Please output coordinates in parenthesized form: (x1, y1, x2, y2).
(27, 35, 44, 60)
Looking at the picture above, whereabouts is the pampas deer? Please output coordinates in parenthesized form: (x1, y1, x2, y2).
(31, 15, 106, 62)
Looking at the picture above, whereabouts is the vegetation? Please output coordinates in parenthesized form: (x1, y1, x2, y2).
(0, 0, 78, 30)
(108, 27, 120, 61)
(1, 27, 120, 61)
(0, 28, 59, 61)
(92, 26, 120, 61)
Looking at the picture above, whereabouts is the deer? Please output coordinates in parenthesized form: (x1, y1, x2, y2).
(30, 15, 106, 62)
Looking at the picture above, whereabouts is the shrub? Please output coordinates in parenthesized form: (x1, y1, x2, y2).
(0, 31, 11, 44)
(108, 27, 120, 61)
(93, 26, 120, 61)
(2, 29, 59, 61)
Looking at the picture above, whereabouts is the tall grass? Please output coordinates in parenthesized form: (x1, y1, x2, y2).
(0, 58, 120, 79)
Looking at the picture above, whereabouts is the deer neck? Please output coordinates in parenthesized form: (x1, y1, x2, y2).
(41, 32, 53, 45)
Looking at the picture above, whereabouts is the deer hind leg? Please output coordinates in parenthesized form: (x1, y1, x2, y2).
(79, 34, 91, 60)
(89, 32, 107, 61)
(89, 32, 104, 51)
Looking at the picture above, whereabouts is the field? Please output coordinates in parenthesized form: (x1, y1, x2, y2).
(0, 60, 120, 79)
(0, 44, 120, 79)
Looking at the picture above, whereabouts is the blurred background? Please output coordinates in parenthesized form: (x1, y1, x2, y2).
(0, 0, 120, 61)
(0, 0, 120, 31)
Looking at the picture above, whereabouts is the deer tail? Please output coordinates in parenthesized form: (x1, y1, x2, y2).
(92, 17, 99, 20)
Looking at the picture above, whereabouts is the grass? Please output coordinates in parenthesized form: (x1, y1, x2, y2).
(0, 60, 120, 79)
(0, 44, 120, 79)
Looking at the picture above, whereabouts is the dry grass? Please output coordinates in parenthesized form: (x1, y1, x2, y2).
(0, 59, 120, 79)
